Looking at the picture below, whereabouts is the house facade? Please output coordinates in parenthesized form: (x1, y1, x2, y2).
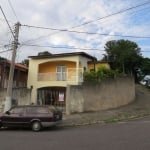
(27, 52, 96, 109)
(0, 60, 28, 89)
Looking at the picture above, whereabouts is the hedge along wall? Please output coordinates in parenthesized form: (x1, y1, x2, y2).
(66, 77, 135, 114)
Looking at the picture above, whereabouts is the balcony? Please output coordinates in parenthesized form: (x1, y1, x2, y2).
(38, 68, 83, 82)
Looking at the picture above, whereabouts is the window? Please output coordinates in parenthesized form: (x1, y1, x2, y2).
(26, 107, 49, 114)
(10, 107, 24, 114)
(56, 66, 66, 81)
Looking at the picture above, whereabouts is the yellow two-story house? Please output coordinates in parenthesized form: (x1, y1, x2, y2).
(27, 52, 97, 109)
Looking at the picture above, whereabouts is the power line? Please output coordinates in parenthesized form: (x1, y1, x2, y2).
(21, 24, 150, 39)
(1, 44, 150, 54)
(0, 49, 12, 54)
(21, 0, 150, 44)
(22, 1, 150, 30)
(20, 7, 150, 45)
(20, 43, 150, 53)
(0, 5, 15, 39)
(21, 43, 104, 51)
(7, 0, 19, 21)
(68, 1, 150, 29)
(128, 6, 150, 27)
(0, 37, 14, 54)
(0, 17, 15, 24)
(20, 1, 150, 45)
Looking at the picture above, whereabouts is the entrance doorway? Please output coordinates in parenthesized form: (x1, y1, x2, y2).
(37, 87, 66, 112)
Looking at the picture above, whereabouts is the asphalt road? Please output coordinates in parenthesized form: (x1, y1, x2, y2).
(1, 117, 150, 150)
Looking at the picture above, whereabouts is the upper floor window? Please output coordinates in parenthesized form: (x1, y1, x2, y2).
(56, 66, 66, 81)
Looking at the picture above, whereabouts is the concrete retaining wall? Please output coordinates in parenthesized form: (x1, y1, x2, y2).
(0, 77, 135, 114)
(66, 77, 135, 114)
(0, 88, 31, 112)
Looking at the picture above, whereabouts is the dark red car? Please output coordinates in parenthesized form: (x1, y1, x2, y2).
(0, 105, 62, 131)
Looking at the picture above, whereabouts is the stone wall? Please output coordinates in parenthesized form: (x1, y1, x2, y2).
(66, 77, 135, 114)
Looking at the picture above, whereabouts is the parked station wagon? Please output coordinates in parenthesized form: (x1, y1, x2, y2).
(0, 105, 62, 131)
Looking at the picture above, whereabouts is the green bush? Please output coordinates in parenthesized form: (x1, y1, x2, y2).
(83, 71, 98, 82)
(83, 66, 119, 82)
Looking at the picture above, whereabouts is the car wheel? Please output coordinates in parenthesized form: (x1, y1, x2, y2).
(31, 121, 42, 132)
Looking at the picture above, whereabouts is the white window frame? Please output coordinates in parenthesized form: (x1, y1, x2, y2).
(56, 65, 66, 81)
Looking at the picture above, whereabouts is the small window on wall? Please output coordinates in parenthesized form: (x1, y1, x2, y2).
(56, 66, 66, 81)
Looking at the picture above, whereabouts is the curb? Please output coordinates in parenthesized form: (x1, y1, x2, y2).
(61, 113, 150, 127)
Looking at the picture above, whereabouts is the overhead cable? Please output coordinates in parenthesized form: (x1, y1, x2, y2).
(21, 43, 104, 51)
(0, 49, 12, 53)
(21, 1, 150, 44)
(7, 0, 19, 21)
(22, 1, 150, 31)
(68, 1, 150, 29)
(20, 25, 150, 39)
(20, 1, 150, 45)
(1, 44, 150, 54)
(0, 5, 15, 39)
(20, 43, 150, 53)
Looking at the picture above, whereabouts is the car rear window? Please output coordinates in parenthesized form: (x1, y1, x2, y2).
(26, 107, 50, 114)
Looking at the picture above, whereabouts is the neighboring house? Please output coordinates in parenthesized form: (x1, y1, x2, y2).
(0, 60, 28, 89)
(87, 60, 110, 72)
(27, 52, 110, 110)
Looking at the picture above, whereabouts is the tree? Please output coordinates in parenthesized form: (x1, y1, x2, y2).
(140, 58, 150, 75)
(0, 56, 6, 62)
(21, 59, 29, 67)
(38, 51, 52, 56)
(104, 39, 142, 75)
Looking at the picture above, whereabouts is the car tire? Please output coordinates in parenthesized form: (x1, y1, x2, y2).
(31, 121, 42, 132)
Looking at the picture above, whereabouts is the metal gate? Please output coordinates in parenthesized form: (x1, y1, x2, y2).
(37, 87, 66, 112)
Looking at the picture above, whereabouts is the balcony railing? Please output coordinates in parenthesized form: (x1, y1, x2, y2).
(38, 68, 83, 82)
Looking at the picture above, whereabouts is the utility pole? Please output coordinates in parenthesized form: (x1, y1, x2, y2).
(4, 22, 20, 112)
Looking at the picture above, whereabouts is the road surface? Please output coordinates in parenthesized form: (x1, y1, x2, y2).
(0, 117, 150, 150)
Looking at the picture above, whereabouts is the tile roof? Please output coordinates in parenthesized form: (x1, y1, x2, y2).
(28, 52, 97, 60)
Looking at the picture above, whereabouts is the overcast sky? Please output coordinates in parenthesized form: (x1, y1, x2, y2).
(0, 0, 150, 62)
